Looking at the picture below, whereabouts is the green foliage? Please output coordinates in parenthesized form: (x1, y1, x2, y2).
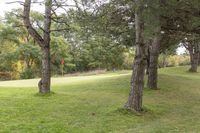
(1, 0, 197, 80)
(50, 36, 73, 74)
(123, 48, 135, 69)
(20, 68, 35, 79)
(57, 10, 128, 71)
(0, 41, 18, 73)
(0, 7, 131, 79)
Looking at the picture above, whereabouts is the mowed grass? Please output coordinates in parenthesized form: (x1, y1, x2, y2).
(0, 67, 200, 133)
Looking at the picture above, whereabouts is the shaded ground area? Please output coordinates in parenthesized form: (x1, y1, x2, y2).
(0, 66, 199, 133)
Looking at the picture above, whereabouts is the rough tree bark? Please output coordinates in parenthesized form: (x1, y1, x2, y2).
(188, 43, 199, 72)
(147, 31, 161, 89)
(198, 52, 200, 65)
(124, 0, 146, 112)
(146, 40, 152, 75)
(24, 0, 52, 93)
(147, 0, 162, 89)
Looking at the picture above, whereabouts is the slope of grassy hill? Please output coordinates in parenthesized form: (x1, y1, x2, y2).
(0, 66, 199, 133)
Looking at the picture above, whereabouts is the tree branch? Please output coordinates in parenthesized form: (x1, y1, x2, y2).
(23, 0, 44, 47)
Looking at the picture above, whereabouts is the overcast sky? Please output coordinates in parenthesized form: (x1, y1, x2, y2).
(0, 0, 77, 17)
(0, 0, 46, 17)
(0, 0, 18, 16)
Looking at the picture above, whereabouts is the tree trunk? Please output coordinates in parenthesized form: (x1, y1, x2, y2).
(38, 46, 51, 93)
(147, 0, 161, 89)
(146, 44, 151, 75)
(147, 35, 161, 89)
(124, 0, 145, 112)
(188, 44, 199, 72)
(24, 0, 52, 93)
(189, 51, 199, 72)
(198, 52, 200, 66)
(162, 54, 167, 68)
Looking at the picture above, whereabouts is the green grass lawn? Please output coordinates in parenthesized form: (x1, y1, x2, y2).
(0, 66, 200, 133)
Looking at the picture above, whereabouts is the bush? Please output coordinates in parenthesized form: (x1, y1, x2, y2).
(122, 49, 135, 69)
(159, 54, 190, 68)
(20, 68, 35, 79)
(0, 72, 11, 80)
(178, 56, 190, 66)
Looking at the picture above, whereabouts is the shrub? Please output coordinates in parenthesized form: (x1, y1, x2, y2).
(159, 54, 190, 68)
(0, 72, 11, 80)
(20, 68, 35, 79)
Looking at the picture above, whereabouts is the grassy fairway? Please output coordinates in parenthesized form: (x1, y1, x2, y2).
(0, 67, 200, 133)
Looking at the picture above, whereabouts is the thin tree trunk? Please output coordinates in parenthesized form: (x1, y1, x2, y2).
(146, 44, 151, 75)
(198, 52, 200, 66)
(124, 0, 145, 112)
(188, 44, 199, 72)
(189, 51, 199, 72)
(162, 54, 167, 68)
(147, 35, 161, 89)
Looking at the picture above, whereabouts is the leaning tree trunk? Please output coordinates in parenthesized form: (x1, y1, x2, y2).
(188, 44, 199, 72)
(124, 0, 145, 112)
(24, 0, 52, 93)
(147, 34, 161, 89)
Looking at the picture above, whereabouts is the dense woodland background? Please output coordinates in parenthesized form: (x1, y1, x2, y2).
(0, 0, 192, 81)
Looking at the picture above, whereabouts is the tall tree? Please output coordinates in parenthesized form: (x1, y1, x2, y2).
(188, 43, 199, 72)
(147, 0, 162, 89)
(124, 0, 146, 112)
(183, 39, 200, 72)
(160, 0, 200, 72)
(147, 32, 161, 89)
(23, 0, 52, 93)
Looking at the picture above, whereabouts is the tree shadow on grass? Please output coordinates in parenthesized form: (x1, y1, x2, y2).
(111, 106, 153, 117)
(34, 91, 56, 97)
